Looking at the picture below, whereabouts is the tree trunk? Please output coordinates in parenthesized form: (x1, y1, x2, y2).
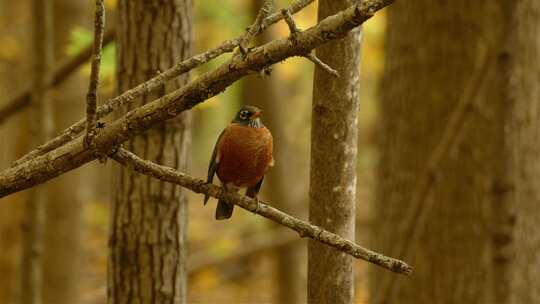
(41, 1, 90, 303)
(507, 1, 540, 302)
(307, 1, 361, 303)
(241, 1, 305, 303)
(109, 1, 192, 303)
(0, 1, 29, 302)
(20, 0, 54, 303)
(371, 1, 510, 303)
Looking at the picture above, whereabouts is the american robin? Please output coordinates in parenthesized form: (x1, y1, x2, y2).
(204, 105, 274, 220)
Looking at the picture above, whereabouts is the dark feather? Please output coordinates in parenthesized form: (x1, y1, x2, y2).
(246, 177, 264, 198)
(204, 130, 225, 205)
(215, 200, 234, 220)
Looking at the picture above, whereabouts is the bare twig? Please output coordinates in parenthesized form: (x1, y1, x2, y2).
(373, 49, 495, 304)
(0, 29, 114, 126)
(0, 1, 394, 201)
(282, 8, 300, 34)
(306, 53, 339, 77)
(238, 0, 274, 55)
(12, 0, 316, 166)
(84, 0, 105, 161)
(111, 147, 412, 274)
(282, 7, 339, 77)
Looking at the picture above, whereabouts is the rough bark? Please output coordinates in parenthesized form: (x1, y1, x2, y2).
(20, 0, 54, 303)
(242, 1, 305, 303)
(0, 1, 392, 199)
(372, 1, 510, 303)
(507, 1, 540, 302)
(308, 1, 361, 303)
(41, 1, 90, 303)
(109, 1, 193, 303)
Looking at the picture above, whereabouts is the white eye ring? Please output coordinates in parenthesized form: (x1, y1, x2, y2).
(240, 110, 249, 119)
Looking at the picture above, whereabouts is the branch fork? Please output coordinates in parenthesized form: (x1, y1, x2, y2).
(0, 0, 395, 222)
(282, 8, 339, 77)
(8, 1, 319, 168)
(282, 8, 300, 36)
(237, 0, 274, 58)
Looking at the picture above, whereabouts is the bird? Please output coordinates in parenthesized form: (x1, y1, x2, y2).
(204, 105, 274, 220)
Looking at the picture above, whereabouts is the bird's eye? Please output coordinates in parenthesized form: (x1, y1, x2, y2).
(239, 110, 249, 119)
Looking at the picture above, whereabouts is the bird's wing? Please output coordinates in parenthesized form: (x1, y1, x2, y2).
(204, 129, 225, 205)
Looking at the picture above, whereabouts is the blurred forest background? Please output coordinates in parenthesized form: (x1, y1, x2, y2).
(1, 0, 539, 304)
(0, 0, 384, 303)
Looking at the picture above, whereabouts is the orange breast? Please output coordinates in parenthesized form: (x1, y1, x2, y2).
(216, 123, 273, 187)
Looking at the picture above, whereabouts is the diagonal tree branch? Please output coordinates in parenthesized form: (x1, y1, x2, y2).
(110, 148, 412, 275)
(0, 28, 115, 126)
(0, 1, 394, 200)
(12, 0, 316, 166)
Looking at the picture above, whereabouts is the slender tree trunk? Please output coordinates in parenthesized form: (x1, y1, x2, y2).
(41, 1, 90, 303)
(507, 1, 540, 302)
(109, 1, 193, 303)
(371, 1, 511, 303)
(0, 1, 29, 302)
(308, 1, 361, 303)
(241, 1, 305, 303)
(20, 0, 54, 303)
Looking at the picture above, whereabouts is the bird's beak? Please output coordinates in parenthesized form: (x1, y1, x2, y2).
(251, 111, 263, 118)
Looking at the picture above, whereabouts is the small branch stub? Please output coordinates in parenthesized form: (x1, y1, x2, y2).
(306, 53, 339, 77)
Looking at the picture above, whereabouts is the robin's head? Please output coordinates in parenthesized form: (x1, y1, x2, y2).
(233, 105, 263, 127)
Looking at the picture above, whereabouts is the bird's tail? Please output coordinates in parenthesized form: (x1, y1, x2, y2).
(215, 200, 234, 220)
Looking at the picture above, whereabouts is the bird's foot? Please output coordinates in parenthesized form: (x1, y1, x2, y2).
(251, 196, 262, 213)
